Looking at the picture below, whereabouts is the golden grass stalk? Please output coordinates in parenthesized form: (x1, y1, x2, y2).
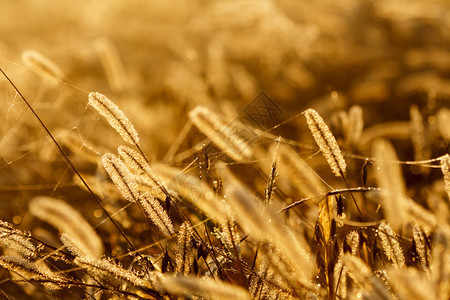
(220, 218, 241, 259)
(75, 256, 154, 289)
(343, 254, 390, 299)
(73, 173, 122, 202)
(342, 253, 371, 283)
(333, 252, 347, 299)
(230, 64, 258, 100)
(378, 222, 405, 268)
(88, 92, 139, 145)
(346, 231, 359, 256)
(21, 50, 64, 82)
(207, 39, 229, 97)
(118, 145, 168, 195)
(249, 258, 272, 299)
(223, 171, 313, 289)
(410, 105, 431, 164)
(153, 164, 230, 221)
(157, 275, 251, 300)
(430, 226, 450, 300)
(303, 108, 346, 177)
(175, 221, 194, 276)
(56, 129, 99, 163)
(341, 105, 364, 148)
(0, 221, 36, 259)
(29, 196, 103, 258)
(102, 153, 140, 203)
(388, 267, 438, 300)
(278, 144, 328, 198)
(407, 199, 437, 234)
(412, 224, 430, 272)
(139, 192, 174, 236)
(189, 106, 252, 162)
(94, 38, 127, 93)
(0, 255, 63, 289)
(436, 108, 450, 141)
(317, 194, 334, 245)
(372, 139, 408, 231)
(264, 140, 279, 206)
(359, 121, 411, 150)
(258, 240, 304, 295)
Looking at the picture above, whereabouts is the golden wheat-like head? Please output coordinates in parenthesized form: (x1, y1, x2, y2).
(189, 106, 252, 162)
(102, 152, 140, 202)
(29, 196, 104, 258)
(94, 38, 127, 93)
(139, 192, 174, 236)
(88, 92, 139, 145)
(175, 221, 194, 276)
(0, 255, 63, 290)
(158, 274, 251, 300)
(373, 139, 408, 231)
(21, 49, 64, 83)
(303, 108, 346, 177)
(0, 221, 37, 259)
(378, 222, 405, 268)
(75, 256, 154, 289)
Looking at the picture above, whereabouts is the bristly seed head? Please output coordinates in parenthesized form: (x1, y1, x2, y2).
(102, 153, 140, 202)
(88, 92, 139, 145)
(189, 106, 252, 162)
(303, 108, 346, 177)
(139, 192, 175, 236)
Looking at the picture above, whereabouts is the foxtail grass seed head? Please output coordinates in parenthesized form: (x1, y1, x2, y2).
(342, 254, 371, 284)
(158, 275, 252, 300)
(0, 255, 63, 290)
(175, 221, 194, 276)
(409, 105, 431, 164)
(407, 199, 437, 234)
(223, 171, 313, 287)
(21, 50, 64, 82)
(264, 142, 279, 206)
(378, 222, 405, 268)
(278, 144, 328, 198)
(88, 92, 139, 145)
(94, 38, 127, 93)
(139, 192, 174, 236)
(343, 254, 391, 299)
(346, 231, 360, 256)
(75, 256, 153, 289)
(303, 108, 346, 177)
(333, 252, 347, 299)
(29, 196, 104, 258)
(347, 105, 364, 147)
(220, 219, 241, 258)
(189, 106, 252, 162)
(0, 221, 36, 259)
(118, 145, 149, 175)
(412, 224, 430, 272)
(373, 139, 408, 231)
(118, 145, 168, 194)
(430, 227, 450, 300)
(388, 267, 438, 300)
(154, 164, 230, 221)
(102, 153, 140, 202)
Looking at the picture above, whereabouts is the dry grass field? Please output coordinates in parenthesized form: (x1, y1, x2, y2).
(0, 0, 449, 299)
